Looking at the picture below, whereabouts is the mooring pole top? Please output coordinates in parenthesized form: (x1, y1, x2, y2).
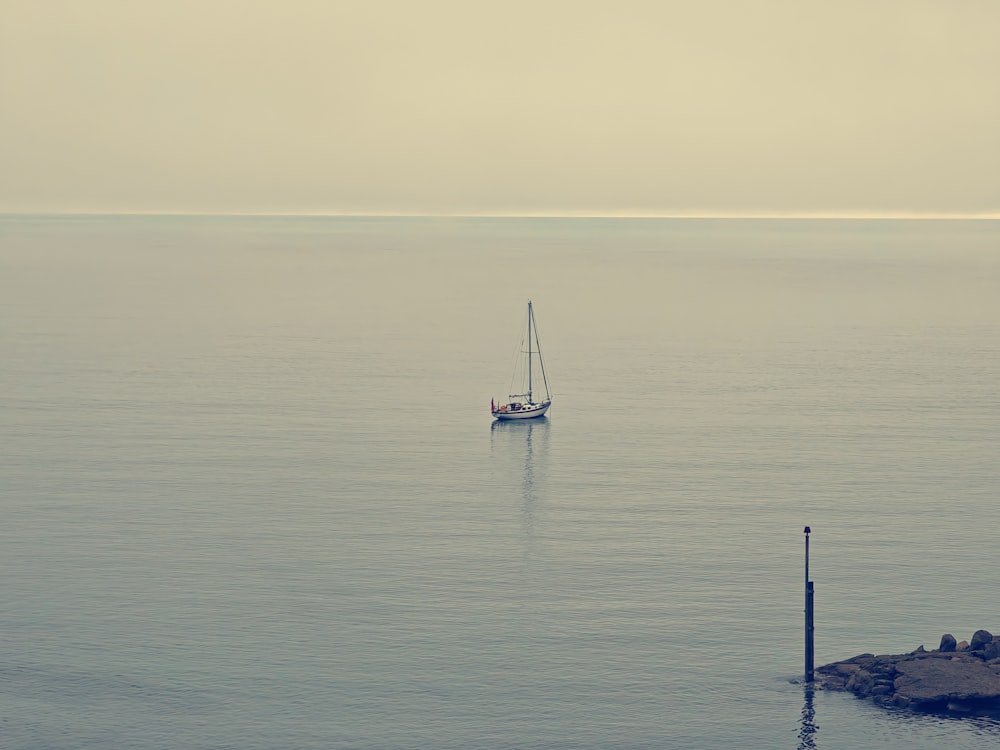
(804, 526, 811, 585)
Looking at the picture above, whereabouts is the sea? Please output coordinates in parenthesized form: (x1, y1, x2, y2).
(2, 214, 999, 749)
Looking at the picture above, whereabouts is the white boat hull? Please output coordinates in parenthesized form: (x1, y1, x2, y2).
(492, 401, 551, 420)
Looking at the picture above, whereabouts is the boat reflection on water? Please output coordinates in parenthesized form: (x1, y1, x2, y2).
(489, 415, 548, 433)
(490, 417, 549, 545)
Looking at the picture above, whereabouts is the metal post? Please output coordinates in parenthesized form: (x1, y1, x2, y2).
(804, 526, 809, 587)
(804, 526, 814, 683)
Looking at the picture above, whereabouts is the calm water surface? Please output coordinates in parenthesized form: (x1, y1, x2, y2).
(2, 215, 999, 748)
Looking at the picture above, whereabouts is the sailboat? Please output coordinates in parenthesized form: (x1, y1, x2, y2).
(491, 301, 552, 420)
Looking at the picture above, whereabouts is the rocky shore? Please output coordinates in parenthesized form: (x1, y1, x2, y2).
(817, 629, 1000, 715)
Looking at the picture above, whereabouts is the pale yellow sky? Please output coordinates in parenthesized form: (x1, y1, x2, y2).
(2, 1, 998, 216)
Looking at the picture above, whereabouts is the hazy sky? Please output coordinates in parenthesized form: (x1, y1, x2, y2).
(2, 1, 998, 216)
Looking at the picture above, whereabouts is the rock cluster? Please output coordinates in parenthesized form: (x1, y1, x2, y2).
(817, 629, 1000, 715)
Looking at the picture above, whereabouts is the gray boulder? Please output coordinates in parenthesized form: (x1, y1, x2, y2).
(971, 629, 994, 651)
(984, 640, 1000, 660)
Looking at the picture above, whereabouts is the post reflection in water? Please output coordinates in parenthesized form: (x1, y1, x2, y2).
(489, 417, 549, 549)
(798, 686, 818, 750)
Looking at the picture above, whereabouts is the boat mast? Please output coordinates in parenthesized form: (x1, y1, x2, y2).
(526, 300, 533, 403)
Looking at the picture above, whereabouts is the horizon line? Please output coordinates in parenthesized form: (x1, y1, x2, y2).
(3, 209, 1000, 220)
